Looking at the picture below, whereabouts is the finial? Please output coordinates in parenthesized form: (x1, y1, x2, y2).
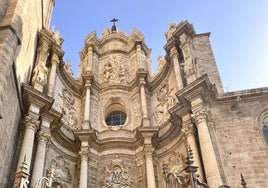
(110, 18, 118, 33)
(185, 145, 194, 166)
(240, 173, 247, 188)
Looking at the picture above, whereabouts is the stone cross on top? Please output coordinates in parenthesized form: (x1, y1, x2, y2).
(110, 18, 118, 33)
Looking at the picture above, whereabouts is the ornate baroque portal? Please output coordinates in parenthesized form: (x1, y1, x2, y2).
(9, 17, 268, 188)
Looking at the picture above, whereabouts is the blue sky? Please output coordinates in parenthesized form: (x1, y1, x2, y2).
(51, 1, 268, 92)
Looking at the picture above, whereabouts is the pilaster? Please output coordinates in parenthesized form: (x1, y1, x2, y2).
(170, 46, 184, 90)
(47, 52, 60, 96)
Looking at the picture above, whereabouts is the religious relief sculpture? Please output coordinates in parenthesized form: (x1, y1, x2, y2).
(101, 55, 129, 84)
(32, 61, 49, 85)
(48, 155, 72, 187)
(154, 84, 176, 125)
(168, 151, 186, 174)
(59, 89, 78, 129)
(100, 155, 135, 188)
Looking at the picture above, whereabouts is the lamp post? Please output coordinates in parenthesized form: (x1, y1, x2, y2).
(162, 145, 208, 188)
(33, 165, 54, 188)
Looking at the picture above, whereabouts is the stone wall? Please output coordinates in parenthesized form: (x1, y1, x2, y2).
(0, 0, 54, 186)
(193, 33, 224, 94)
(0, 0, 9, 22)
(0, 0, 23, 186)
(212, 92, 268, 187)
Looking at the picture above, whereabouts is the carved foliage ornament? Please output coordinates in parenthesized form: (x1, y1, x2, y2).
(101, 155, 135, 188)
(154, 84, 176, 124)
(59, 89, 77, 129)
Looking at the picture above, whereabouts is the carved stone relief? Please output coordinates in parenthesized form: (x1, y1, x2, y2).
(59, 89, 78, 129)
(91, 97, 99, 128)
(101, 55, 129, 84)
(48, 155, 72, 187)
(100, 155, 135, 188)
(154, 84, 176, 125)
(132, 94, 142, 128)
(168, 151, 186, 173)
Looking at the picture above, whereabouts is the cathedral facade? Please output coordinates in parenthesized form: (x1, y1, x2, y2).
(0, 1, 268, 188)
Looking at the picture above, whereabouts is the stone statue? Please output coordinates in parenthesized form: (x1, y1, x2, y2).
(157, 55, 166, 72)
(165, 23, 177, 40)
(64, 60, 74, 76)
(32, 61, 48, 84)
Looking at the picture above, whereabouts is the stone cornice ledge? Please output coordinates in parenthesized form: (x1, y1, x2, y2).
(175, 74, 218, 105)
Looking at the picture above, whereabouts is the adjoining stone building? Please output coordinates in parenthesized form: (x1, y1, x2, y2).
(0, 1, 268, 188)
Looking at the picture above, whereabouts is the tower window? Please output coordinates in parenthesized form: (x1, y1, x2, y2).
(262, 126, 268, 144)
(105, 110, 126, 126)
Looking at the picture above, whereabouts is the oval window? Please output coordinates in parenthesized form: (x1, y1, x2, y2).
(105, 110, 127, 126)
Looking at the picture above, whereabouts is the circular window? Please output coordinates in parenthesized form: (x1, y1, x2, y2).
(105, 110, 127, 126)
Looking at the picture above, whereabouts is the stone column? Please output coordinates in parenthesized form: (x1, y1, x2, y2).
(17, 116, 39, 172)
(30, 131, 50, 187)
(170, 47, 184, 90)
(83, 83, 91, 129)
(191, 109, 222, 187)
(182, 114, 204, 180)
(47, 53, 60, 96)
(79, 141, 89, 188)
(144, 146, 156, 188)
(139, 79, 150, 127)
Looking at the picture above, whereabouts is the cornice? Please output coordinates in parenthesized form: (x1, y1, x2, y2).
(175, 74, 217, 105)
(58, 61, 82, 95)
(215, 87, 268, 105)
(22, 83, 54, 113)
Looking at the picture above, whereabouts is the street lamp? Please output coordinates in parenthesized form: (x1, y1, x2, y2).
(162, 145, 209, 188)
(33, 165, 54, 188)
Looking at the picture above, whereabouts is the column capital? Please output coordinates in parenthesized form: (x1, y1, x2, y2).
(79, 148, 89, 161)
(37, 131, 51, 143)
(23, 116, 40, 131)
(191, 110, 208, 125)
(144, 145, 154, 158)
